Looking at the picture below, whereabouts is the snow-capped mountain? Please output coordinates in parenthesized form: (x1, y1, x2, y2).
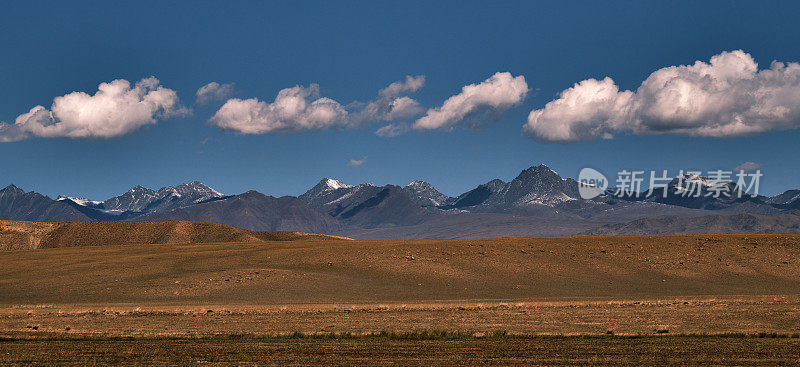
(49, 181, 226, 220)
(492, 164, 580, 207)
(52, 182, 226, 216)
(299, 179, 381, 212)
(102, 181, 224, 213)
(403, 181, 451, 207)
(299, 179, 431, 228)
(442, 164, 579, 210)
(174, 181, 224, 198)
(297, 178, 352, 208)
(57, 196, 104, 208)
(101, 185, 160, 212)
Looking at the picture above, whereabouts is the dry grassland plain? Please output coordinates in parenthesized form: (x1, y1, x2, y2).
(2, 231, 800, 364)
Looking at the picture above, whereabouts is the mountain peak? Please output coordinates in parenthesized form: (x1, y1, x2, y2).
(519, 164, 560, 178)
(130, 185, 154, 193)
(319, 178, 350, 190)
(241, 190, 267, 197)
(406, 180, 432, 188)
(299, 178, 354, 205)
(403, 180, 451, 207)
(1, 184, 24, 195)
(175, 181, 223, 197)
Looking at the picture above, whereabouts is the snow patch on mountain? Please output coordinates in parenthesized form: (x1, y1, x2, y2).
(57, 196, 103, 207)
(324, 179, 350, 190)
(518, 192, 576, 206)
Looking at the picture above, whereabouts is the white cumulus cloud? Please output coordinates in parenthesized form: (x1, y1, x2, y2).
(209, 84, 347, 134)
(196, 82, 234, 105)
(413, 72, 528, 131)
(525, 50, 800, 142)
(0, 77, 183, 142)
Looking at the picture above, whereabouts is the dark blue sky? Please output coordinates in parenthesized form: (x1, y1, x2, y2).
(2, 1, 799, 199)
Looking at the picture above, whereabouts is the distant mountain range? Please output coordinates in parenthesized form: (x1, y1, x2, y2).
(3, 164, 800, 239)
(56, 181, 225, 220)
(586, 210, 800, 235)
(134, 191, 342, 234)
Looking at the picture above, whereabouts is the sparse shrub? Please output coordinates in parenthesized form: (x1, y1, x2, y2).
(491, 330, 508, 338)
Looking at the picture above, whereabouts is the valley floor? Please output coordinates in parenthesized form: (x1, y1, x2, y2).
(2, 234, 800, 364)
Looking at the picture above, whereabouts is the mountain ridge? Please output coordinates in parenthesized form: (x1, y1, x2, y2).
(3, 164, 800, 239)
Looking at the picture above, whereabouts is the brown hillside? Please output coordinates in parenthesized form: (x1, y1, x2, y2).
(0, 220, 349, 250)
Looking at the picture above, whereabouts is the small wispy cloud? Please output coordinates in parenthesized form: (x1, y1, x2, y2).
(348, 75, 425, 126)
(375, 123, 408, 137)
(734, 161, 763, 172)
(196, 82, 235, 105)
(347, 157, 367, 167)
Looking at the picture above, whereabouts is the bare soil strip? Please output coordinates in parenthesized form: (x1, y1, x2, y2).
(3, 296, 800, 337)
(2, 335, 799, 366)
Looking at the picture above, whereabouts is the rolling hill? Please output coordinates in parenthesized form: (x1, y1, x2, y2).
(0, 220, 349, 251)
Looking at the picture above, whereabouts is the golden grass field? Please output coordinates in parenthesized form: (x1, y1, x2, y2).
(2, 221, 800, 364)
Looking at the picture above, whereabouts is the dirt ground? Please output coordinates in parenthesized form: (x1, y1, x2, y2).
(2, 296, 800, 337)
(2, 234, 800, 364)
(2, 234, 799, 305)
(3, 335, 800, 366)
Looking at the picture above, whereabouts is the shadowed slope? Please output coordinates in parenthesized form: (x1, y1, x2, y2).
(0, 185, 90, 222)
(134, 191, 343, 233)
(587, 211, 800, 235)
